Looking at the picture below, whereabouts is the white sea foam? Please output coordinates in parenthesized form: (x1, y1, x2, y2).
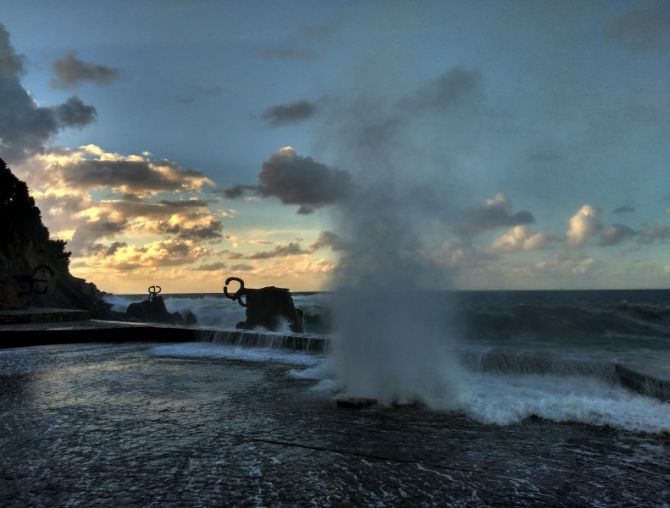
(290, 358, 670, 434)
(149, 343, 321, 366)
(105, 294, 141, 312)
(458, 372, 670, 434)
(105, 293, 327, 330)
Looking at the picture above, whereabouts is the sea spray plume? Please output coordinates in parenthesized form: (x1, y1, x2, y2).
(327, 180, 463, 407)
(316, 85, 467, 407)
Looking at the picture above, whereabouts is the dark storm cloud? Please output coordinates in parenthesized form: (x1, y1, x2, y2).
(606, 0, 670, 53)
(459, 194, 534, 235)
(598, 224, 636, 246)
(637, 223, 670, 244)
(60, 159, 210, 194)
(53, 96, 97, 127)
(51, 50, 120, 89)
(222, 184, 258, 199)
(0, 23, 97, 161)
(613, 206, 636, 214)
(257, 147, 352, 213)
(402, 66, 483, 112)
(262, 100, 317, 126)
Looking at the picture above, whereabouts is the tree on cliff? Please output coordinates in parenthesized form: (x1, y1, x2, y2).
(0, 157, 113, 315)
(0, 158, 70, 274)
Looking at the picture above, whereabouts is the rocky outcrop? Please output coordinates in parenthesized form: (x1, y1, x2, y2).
(0, 158, 116, 317)
(126, 296, 197, 325)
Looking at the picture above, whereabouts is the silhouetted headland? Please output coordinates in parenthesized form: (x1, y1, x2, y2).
(0, 158, 116, 318)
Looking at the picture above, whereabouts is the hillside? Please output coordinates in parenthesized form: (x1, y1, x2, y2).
(0, 158, 113, 316)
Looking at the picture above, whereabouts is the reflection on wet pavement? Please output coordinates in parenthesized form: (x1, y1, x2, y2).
(1, 343, 669, 506)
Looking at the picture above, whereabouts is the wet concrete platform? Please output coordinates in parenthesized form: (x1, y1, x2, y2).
(0, 319, 327, 352)
(1, 343, 669, 506)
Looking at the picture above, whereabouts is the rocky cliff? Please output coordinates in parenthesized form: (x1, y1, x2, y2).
(0, 158, 114, 317)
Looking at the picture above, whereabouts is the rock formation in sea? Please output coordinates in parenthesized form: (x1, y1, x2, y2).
(0, 158, 115, 317)
(126, 295, 197, 325)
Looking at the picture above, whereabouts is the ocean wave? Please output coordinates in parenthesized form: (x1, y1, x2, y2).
(105, 292, 670, 343)
(458, 371, 670, 434)
(460, 304, 670, 344)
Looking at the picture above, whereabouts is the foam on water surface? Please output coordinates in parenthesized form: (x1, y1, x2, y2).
(286, 356, 670, 434)
(458, 371, 670, 434)
(149, 343, 321, 366)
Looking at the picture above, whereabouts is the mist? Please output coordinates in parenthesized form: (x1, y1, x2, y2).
(314, 87, 467, 407)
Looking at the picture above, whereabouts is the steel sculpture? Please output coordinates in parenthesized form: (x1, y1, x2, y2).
(223, 276, 304, 332)
(148, 285, 162, 302)
(14, 264, 54, 297)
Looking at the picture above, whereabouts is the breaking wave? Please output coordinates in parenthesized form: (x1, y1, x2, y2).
(105, 290, 670, 433)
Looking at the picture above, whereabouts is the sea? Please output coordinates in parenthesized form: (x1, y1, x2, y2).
(106, 289, 670, 435)
(2, 289, 669, 504)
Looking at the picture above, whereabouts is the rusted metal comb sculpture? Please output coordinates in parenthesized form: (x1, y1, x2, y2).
(223, 276, 248, 307)
(148, 285, 162, 302)
(15, 264, 54, 297)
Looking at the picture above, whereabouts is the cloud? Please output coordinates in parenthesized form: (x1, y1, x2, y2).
(51, 50, 120, 89)
(156, 218, 223, 241)
(0, 23, 97, 161)
(259, 14, 345, 62)
(460, 193, 534, 234)
(53, 96, 97, 126)
(34, 145, 214, 196)
(401, 66, 483, 113)
(490, 225, 549, 253)
(68, 215, 127, 255)
(438, 238, 496, 270)
(245, 242, 307, 260)
(229, 263, 254, 271)
(638, 223, 670, 244)
(235, 231, 345, 261)
(606, 0, 670, 53)
(531, 252, 605, 276)
(262, 100, 317, 126)
(222, 184, 257, 199)
(566, 205, 602, 246)
(195, 262, 227, 271)
(613, 205, 636, 214)
(250, 146, 351, 213)
(104, 240, 209, 270)
(94, 197, 225, 243)
(88, 241, 128, 257)
(308, 231, 346, 252)
(598, 224, 636, 246)
(13, 146, 223, 270)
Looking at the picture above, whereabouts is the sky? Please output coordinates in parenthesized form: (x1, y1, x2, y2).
(0, 0, 669, 293)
